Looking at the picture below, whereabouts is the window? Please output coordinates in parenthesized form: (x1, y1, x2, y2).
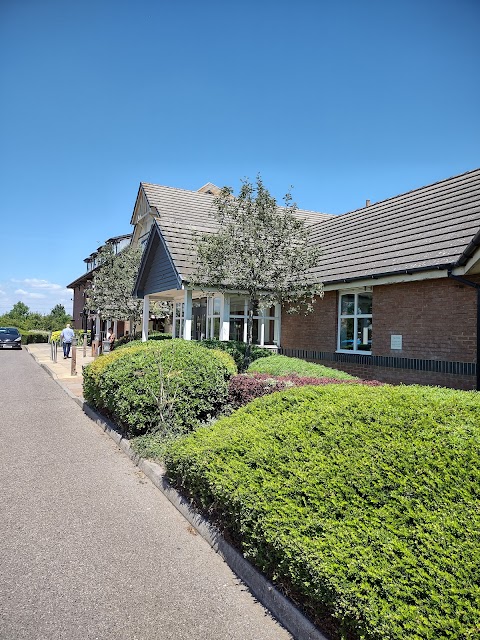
(173, 302, 184, 338)
(228, 296, 279, 346)
(338, 291, 372, 353)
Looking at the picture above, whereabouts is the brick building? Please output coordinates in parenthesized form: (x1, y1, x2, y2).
(71, 169, 480, 390)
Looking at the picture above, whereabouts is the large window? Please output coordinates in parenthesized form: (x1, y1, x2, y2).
(338, 291, 372, 353)
(228, 296, 279, 346)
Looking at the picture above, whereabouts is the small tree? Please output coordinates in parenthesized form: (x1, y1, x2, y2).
(87, 244, 144, 326)
(86, 244, 170, 334)
(192, 175, 323, 367)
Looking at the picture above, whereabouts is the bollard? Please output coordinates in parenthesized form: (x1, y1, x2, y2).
(71, 337, 77, 376)
(83, 331, 87, 358)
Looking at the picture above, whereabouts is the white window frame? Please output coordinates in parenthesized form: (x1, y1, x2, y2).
(228, 296, 280, 347)
(337, 289, 372, 355)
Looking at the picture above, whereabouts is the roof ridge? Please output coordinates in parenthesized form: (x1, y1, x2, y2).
(339, 167, 480, 217)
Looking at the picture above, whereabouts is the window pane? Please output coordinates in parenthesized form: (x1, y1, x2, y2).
(230, 297, 246, 315)
(340, 318, 354, 350)
(357, 317, 372, 351)
(213, 317, 220, 339)
(213, 298, 221, 315)
(357, 293, 372, 315)
(229, 319, 244, 342)
(175, 319, 182, 337)
(341, 294, 355, 315)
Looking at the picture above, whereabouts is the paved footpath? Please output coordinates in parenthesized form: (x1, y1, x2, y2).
(0, 348, 292, 640)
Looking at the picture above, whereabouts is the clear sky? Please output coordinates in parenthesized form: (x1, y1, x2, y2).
(0, 0, 478, 315)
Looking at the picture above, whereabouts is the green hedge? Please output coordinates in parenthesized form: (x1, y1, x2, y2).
(83, 339, 236, 437)
(248, 353, 356, 379)
(198, 339, 271, 372)
(164, 384, 480, 639)
(26, 330, 50, 344)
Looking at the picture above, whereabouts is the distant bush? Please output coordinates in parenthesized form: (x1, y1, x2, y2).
(248, 354, 356, 379)
(83, 339, 235, 438)
(26, 331, 49, 344)
(165, 384, 480, 639)
(199, 339, 271, 372)
(228, 372, 381, 409)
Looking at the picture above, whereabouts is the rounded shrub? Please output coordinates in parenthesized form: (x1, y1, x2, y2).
(84, 339, 235, 437)
(248, 353, 356, 379)
(165, 383, 480, 639)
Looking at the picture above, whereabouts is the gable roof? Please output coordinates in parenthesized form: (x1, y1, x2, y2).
(137, 182, 333, 282)
(307, 168, 480, 284)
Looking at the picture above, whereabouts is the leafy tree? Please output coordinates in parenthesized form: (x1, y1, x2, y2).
(87, 244, 172, 331)
(26, 312, 46, 330)
(11, 301, 30, 320)
(192, 175, 323, 366)
(87, 244, 144, 324)
(44, 304, 71, 331)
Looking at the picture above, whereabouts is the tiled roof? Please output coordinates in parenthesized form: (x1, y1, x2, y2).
(140, 169, 480, 286)
(141, 182, 333, 280)
(308, 168, 480, 283)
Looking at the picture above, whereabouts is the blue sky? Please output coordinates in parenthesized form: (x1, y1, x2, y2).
(0, 0, 478, 315)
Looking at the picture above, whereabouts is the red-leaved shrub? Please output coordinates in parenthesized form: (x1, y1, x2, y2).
(228, 373, 382, 409)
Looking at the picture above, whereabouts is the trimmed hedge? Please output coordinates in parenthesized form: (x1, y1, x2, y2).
(198, 339, 271, 372)
(115, 331, 172, 348)
(248, 354, 356, 379)
(228, 372, 381, 408)
(164, 384, 480, 640)
(83, 339, 235, 437)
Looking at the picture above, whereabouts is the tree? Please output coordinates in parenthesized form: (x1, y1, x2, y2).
(44, 304, 71, 331)
(11, 301, 30, 321)
(87, 243, 171, 336)
(87, 244, 144, 324)
(192, 175, 323, 366)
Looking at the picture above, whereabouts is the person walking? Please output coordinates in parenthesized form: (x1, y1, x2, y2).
(60, 323, 75, 359)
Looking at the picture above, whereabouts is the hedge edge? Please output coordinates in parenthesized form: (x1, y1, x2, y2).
(72, 392, 325, 640)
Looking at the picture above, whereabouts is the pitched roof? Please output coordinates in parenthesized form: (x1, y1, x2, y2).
(140, 182, 333, 281)
(307, 168, 480, 283)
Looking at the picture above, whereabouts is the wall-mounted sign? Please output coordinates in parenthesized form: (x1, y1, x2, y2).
(391, 334, 402, 350)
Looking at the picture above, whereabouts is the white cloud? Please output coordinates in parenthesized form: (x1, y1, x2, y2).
(0, 278, 73, 315)
(14, 289, 46, 299)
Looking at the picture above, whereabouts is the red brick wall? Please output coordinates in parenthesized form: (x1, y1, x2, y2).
(281, 278, 478, 390)
(282, 290, 338, 352)
(71, 283, 86, 329)
(373, 278, 476, 361)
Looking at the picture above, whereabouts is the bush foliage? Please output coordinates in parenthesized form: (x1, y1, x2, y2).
(164, 384, 480, 640)
(83, 339, 235, 437)
(248, 354, 356, 379)
(228, 372, 381, 409)
(198, 339, 271, 372)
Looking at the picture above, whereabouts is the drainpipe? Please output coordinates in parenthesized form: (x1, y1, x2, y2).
(447, 271, 480, 390)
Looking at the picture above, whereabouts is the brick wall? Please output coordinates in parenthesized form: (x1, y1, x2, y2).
(71, 283, 85, 329)
(281, 278, 478, 390)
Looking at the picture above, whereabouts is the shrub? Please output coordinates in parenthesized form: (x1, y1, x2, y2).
(248, 354, 356, 379)
(83, 339, 235, 437)
(26, 331, 50, 344)
(228, 372, 381, 408)
(199, 339, 271, 372)
(164, 384, 480, 640)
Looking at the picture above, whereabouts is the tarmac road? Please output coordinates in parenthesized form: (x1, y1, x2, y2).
(0, 349, 292, 640)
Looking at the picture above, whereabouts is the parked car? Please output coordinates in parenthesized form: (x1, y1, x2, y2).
(0, 327, 22, 349)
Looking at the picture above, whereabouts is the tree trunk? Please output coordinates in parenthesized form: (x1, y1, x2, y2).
(244, 299, 255, 371)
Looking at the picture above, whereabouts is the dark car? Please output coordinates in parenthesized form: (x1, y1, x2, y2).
(0, 327, 22, 349)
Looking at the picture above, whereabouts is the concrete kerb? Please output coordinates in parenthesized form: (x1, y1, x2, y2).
(28, 347, 328, 640)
